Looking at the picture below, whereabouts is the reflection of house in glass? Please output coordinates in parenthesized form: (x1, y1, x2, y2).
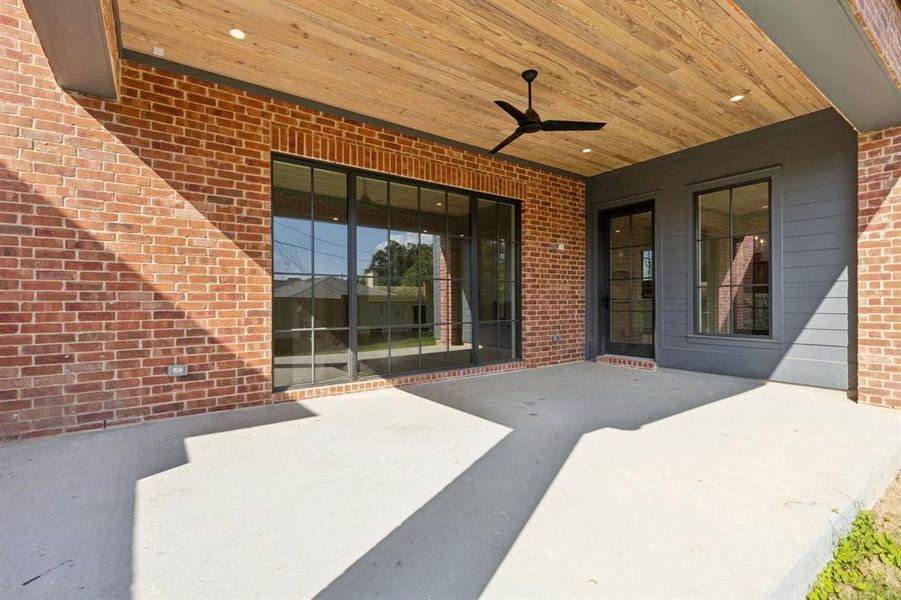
(273, 276, 432, 330)
(357, 273, 429, 327)
(273, 271, 479, 388)
(272, 160, 516, 389)
(273, 275, 471, 335)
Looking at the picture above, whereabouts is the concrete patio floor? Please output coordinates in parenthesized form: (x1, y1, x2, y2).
(1, 363, 899, 599)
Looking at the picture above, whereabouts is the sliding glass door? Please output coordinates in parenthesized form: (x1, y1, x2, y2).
(272, 156, 520, 390)
(272, 162, 350, 387)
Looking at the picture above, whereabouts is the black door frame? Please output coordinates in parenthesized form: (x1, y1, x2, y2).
(599, 201, 655, 359)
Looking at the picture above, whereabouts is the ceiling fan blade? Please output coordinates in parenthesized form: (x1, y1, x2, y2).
(489, 128, 524, 154)
(540, 120, 606, 132)
(495, 100, 528, 126)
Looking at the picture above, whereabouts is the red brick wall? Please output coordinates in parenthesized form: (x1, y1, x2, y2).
(0, 0, 585, 439)
(857, 126, 901, 408)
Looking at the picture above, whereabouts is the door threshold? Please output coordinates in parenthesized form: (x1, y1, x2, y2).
(594, 354, 657, 371)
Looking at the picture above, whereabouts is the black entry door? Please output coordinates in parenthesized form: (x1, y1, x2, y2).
(601, 203, 655, 358)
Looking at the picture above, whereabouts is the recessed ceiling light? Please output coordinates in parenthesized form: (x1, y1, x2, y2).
(582, 148, 592, 154)
(152, 46, 165, 57)
(331, 217, 338, 221)
(436, 202, 442, 206)
(229, 28, 246, 40)
(730, 94, 745, 102)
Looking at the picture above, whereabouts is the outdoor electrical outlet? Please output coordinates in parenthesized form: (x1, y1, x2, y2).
(167, 364, 188, 377)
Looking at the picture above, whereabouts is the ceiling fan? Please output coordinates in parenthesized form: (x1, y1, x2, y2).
(489, 69, 606, 154)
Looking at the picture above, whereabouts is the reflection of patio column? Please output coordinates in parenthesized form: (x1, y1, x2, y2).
(433, 236, 443, 331)
(436, 243, 463, 345)
(436, 238, 449, 345)
(700, 208, 732, 333)
(456, 245, 473, 345)
(714, 236, 730, 332)
(730, 236, 754, 330)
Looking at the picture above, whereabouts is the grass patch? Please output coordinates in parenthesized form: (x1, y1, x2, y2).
(808, 477, 901, 599)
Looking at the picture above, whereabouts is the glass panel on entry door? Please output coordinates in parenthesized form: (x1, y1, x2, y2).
(603, 204, 654, 358)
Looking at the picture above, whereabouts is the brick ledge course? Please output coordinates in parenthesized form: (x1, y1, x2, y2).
(594, 355, 657, 371)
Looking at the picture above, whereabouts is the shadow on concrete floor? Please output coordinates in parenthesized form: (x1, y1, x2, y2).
(315, 365, 761, 599)
(0, 402, 314, 600)
(5, 363, 895, 599)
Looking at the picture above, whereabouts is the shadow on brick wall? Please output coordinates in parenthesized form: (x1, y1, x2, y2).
(0, 164, 271, 439)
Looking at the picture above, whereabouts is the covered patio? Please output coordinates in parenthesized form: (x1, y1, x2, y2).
(2, 363, 899, 599)
(3, 0, 901, 597)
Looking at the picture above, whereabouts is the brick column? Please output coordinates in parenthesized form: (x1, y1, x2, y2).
(857, 126, 901, 407)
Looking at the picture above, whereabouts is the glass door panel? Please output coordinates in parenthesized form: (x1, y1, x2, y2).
(602, 204, 654, 358)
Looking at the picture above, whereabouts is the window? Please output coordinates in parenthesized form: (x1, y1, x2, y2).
(477, 198, 519, 363)
(273, 163, 349, 387)
(607, 207, 654, 348)
(695, 179, 771, 336)
(272, 156, 520, 389)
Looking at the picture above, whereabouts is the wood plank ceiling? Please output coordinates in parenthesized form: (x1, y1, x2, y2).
(118, 0, 829, 176)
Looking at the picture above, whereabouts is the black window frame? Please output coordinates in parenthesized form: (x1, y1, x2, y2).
(271, 162, 351, 388)
(692, 177, 773, 339)
(271, 154, 522, 391)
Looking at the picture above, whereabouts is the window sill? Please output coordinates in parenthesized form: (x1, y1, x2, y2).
(684, 333, 783, 349)
(272, 358, 525, 393)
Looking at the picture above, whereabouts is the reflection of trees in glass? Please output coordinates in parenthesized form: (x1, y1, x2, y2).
(367, 240, 433, 286)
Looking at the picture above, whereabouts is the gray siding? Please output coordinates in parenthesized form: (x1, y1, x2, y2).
(586, 109, 857, 390)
